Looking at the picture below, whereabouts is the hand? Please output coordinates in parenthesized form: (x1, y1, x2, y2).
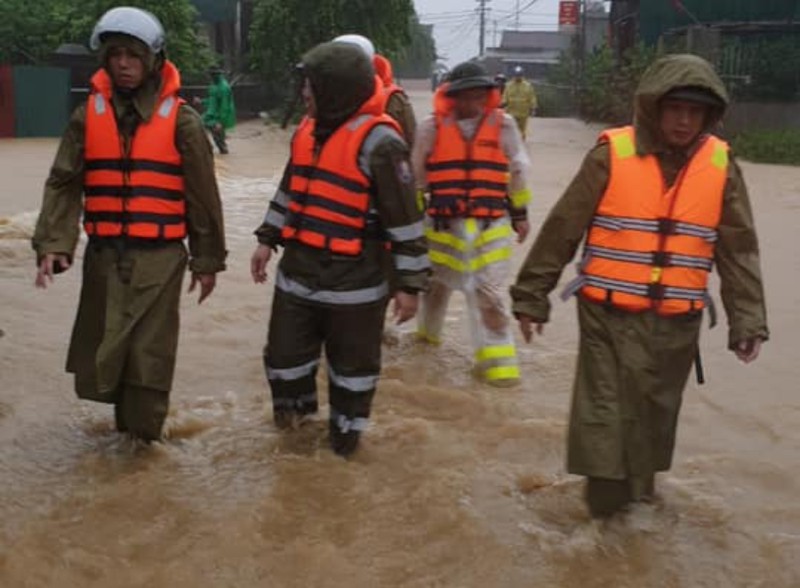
(734, 337, 762, 364)
(35, 253, 70, 289)
(189, 273, 216, 304)
(512, 220, 530, 243)
(517, 314, 543, 343)
(392, 291, 419, 325)
(250, 244, 273, 284)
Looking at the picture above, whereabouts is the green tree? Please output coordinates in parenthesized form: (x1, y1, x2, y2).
(727, 36, 800, 101)
(249, 0, 415, 100)
(0, 0, 213, 78)
(549, 41, 657, 123)
(394, 16, 436, 79)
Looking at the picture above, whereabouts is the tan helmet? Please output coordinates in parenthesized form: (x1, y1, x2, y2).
(90, 6, 166, 54)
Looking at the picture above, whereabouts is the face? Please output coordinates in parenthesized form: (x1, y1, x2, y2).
(107, 45, 146, 90)
(453, 88, 489, 119)
(301, 78, 317, 117)
(659, 98, 709, 148)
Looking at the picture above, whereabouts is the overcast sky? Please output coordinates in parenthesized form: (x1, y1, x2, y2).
(413, 0, 607, 67)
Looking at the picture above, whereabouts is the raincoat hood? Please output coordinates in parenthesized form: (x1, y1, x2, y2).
(373, 54, 395, 87)
(633, 54, 729, 154)
(302, 42, 377, 143)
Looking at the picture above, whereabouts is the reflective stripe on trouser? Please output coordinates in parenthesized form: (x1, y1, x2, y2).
(419, 217, 519, 382)
(264, 287, 387, 426)
(325, 297, 386, 433)
(264, 289, 322, 416)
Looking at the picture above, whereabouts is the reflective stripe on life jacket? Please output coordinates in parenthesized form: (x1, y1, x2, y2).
(282, 82, 401, 256)
(425, 89, 510, 218)
(83, 61, 187, 242)
(576, 125, 728, 315)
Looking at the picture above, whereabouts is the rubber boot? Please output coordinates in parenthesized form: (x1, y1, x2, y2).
(585, 477, 632, 518)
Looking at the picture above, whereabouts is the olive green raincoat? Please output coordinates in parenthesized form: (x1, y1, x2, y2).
(32, 64, 226, 437)
(510, 54, 768, 500)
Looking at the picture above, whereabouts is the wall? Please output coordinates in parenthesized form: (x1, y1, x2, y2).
(726, 101, 800, 134)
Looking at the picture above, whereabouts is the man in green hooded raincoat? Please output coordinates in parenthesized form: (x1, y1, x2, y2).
(32, 7, 227, 442)
(250, 42, 429, 457)
(201, 68, 236, 154)
(510, 54, 768, 517)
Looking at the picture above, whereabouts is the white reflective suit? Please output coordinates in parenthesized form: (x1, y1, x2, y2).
(411, 111, 532, 384)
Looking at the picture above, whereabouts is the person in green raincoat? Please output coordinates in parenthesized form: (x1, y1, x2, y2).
(510, 54, 768, 517)
(200, 67, 236, 154)
(32, 7, 227, 442)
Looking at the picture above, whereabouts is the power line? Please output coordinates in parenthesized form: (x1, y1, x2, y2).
(497, 0, 543, 25)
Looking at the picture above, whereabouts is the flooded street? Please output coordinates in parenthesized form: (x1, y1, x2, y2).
(1, 90, 799, 587)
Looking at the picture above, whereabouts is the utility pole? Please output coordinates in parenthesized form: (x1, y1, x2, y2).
(477, 0, 491, 57)
(515, 0, 520, 30)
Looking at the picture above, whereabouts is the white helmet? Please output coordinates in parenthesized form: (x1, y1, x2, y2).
(513, 65, 523, 76)
(90, 7, 166, 53)
(332, 34, 375, 59)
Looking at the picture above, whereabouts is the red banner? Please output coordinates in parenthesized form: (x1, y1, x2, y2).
(0, 65, 14, 138)
(559, 1, 580, 26)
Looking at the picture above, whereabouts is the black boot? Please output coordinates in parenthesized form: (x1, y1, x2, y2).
(274, 408, 300, 430)
(114, 401, 128, 433)
(120, 386, 168, 443)
(329, 420, 361, 457)
(585, 477, 632, 518)
(212, 128, 228, 154)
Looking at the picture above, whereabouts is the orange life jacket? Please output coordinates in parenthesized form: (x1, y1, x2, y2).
(425, 85, 509, 218)
(374, 54, 405, 104)
(577, 125, 728, 315)
(281, 80, 401, 256)
(83, 61, 187, 242)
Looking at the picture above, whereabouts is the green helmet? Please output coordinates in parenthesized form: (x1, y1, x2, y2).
(445, 62, 496, 96)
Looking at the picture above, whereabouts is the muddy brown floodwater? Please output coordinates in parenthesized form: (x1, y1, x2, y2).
(1, 88, 799, 587)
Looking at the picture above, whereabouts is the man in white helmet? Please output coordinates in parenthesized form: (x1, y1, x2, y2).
(332, 33, 417, 145)
(502, 65, 537, 140)
(32, 7, 227, 442)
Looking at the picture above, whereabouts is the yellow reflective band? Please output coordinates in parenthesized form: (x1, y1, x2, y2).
(475, 345, 517, 362)
(429, 250, 467, 272)
(485, 366, 521, 381)
(475, 224, 513, 247)
(416, 329, 441, 345)
(425, 228, 467, 252)
(470, 246, 512, 271)
(416, 189, 426, 212)
(465, 217, 479, 236)
(711, 145, 729, 169)
(612, 133, 636, 159)
(650, 267, 663, 283)
(510, 188, 532, 208)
